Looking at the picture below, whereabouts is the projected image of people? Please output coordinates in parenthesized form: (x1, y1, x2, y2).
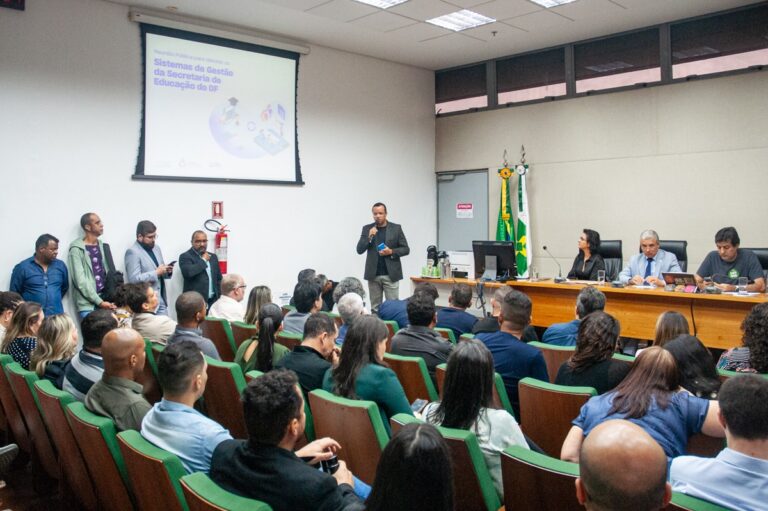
(209, 99, 288, 158)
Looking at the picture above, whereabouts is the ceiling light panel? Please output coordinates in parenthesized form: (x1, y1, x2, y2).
(427, 9, 496, 32)
(529, 0, 578, 8)
(353, 0, 409, 8)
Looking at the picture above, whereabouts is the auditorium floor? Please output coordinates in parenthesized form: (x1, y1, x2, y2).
(0, 461, 62, 511)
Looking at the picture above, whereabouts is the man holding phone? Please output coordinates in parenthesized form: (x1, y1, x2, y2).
(125, 220, 174, 316)
(356, 202, 409, 314)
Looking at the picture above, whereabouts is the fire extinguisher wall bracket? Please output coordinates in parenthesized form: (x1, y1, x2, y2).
(204, 219, 229, 275)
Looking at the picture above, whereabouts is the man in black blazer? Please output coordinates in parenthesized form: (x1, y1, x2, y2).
(210, 370, 364, 511)
(355, 202, 409, 314)
(178, 231, 223, 309)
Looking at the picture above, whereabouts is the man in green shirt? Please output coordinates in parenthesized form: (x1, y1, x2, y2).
(85, 327, 151, 431)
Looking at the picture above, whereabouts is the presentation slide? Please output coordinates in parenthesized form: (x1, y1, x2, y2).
(137, 25, 301, 184)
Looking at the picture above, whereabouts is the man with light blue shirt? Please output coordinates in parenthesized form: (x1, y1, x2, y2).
(670, 375, 768, 511)
(618, 230, 681, 286)
(542, 287, 605, 346)
(141, 340, 232, 474)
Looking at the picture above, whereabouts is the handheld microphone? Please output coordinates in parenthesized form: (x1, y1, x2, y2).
(542, 245, 566, 283)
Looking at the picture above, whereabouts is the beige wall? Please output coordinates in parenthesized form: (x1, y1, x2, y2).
(436, 72, 768, 277)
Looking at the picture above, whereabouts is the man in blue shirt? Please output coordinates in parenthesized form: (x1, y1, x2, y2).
(435, 282, 477, 340)
(378, 282, 438, 329)
(10, 234, 69, 315)
(619, 230, 682, 286)
(476, 290, 548, 420)
(671, 375, 768, 511)
(541, 286, 605, 346)
(141, 340, 232, 474)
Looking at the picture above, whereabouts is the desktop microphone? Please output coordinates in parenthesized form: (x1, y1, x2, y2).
(542, 245, 566, 283)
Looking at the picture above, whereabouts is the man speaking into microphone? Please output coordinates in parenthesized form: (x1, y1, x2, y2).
(356, 202, 409, 314)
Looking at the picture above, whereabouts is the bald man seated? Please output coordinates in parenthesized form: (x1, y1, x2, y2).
(84, 327, 152, 431)
(576, 420, 671, 511)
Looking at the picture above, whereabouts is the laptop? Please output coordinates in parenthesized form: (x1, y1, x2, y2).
(661, 272, 698, 292)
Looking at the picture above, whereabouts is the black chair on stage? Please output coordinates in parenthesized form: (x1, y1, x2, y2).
(658, 240, 688, 272)
(598, 240, 623, 281)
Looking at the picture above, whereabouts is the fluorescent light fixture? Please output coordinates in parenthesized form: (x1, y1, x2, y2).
(530, 0, 578, 8)
(585, 61, 633, 73)
(427, 9, 495, 32)
(353, 0, 409, 8)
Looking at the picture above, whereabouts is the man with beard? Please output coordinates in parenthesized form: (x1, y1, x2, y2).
(179, 230, 222, 310)
(125, 220, 173, 315)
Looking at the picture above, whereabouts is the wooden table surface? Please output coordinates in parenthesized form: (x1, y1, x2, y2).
(411, 277, 768, 350)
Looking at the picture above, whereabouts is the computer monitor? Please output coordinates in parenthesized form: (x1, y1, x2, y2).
(472, 240, 517, 281)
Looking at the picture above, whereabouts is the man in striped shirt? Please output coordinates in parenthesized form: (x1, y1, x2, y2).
(62, 309, 117, 400)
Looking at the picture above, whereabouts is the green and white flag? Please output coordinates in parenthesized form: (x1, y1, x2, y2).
(515, 164, 530, 278)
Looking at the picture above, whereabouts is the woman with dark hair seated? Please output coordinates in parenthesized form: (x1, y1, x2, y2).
(653, 311, 690, 348)
(555, 312, 630, 395)
(235, 303, 288, 374)
(718, 302, 768, 374)
(567, 229, 606, 281)
(423, 339, 527, 499)
(323, 315, 412, 434)
(561, 347, 724, 462)
(663, 334, 721, 400)
(366, 422, 453, 511)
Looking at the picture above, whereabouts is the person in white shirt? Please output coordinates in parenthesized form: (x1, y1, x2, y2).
(208, 274, 246, 322)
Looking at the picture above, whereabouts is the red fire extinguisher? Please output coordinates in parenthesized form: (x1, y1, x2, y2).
(205, 220, 229, 275)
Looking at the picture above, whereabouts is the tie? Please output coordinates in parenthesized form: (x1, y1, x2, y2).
(644, 257, 653, 279)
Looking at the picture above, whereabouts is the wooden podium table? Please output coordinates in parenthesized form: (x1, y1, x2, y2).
(411, 277, 768, 350)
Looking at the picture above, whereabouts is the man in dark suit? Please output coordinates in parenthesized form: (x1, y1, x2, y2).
(178, 230, 222, 309)
(210, 370, 364, 511)
(355, 202, 409, 314)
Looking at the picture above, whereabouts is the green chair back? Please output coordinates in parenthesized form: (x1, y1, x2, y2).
(612, 352, 635, 367)
(117, 430, 189, 511)
(5, 362, 59, 480)
(34, 380, 98, 511)
(275, 331, 303, 351)
(435, 363, 516, 419)
(320, 311, 343, 328)
(501, 445, 580, 511)
(308, 389, 389, 485)
(203, 357, 248, 439)
(383, 320, 399, 352)
(668, 492, 733, 511)
(0, 354, 31, 453)
(180, 472, 272, 511)
(716, 368, 768, 382)
(460, 333, 476, 341)
(529, 341, 575, 383)
(383, 352, 438, 402)
(141, 338, 163, 404)
(230, 321, 258, 348)
(391, 413, 500, 511)
(517, 377, 596, 457)
(65, 401, 135, 511)
(434, 327, 457, 344)
(201, 317, 237, 361)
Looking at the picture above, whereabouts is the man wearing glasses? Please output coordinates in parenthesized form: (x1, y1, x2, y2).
(125, 220, 173, 316)
(208, 274, 246, 322)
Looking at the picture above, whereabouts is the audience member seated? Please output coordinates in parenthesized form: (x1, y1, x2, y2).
(561, 347, 724, 462)
(1, 301, 43, 370)
(576, 420, 671, 511)
(423, 340, 527, 499)
(276, 313, 338, 393)
(166, 292, 220, 360)
(288, 268, 316, 308)
(390, 292, 452, 382)
(475, 290, 548, 419)
(618, 229, 682, 287)
(718, 302, 768, 373)
(695, 226, 766, 293)
(670, 375, 768, 510)
(210, 370, 365, 510)
(378, 282, 438, 330)
(141, 340, 233, 473)
(663, 335, 721, 399)
(63, 309, 117, 401)
(123, 282, 176, 343)
(284, 280, 323, 334)
(542, 286, 605, 346)
(31, 314, 77, 388)
(435, 283, 477, 339)
(111, 284, 133, 328)
(316, 273, 335, 312)
(208, 274, 247, 322)
(235, 303, 288, 373)
(85, 328, 151, 431)
(566, 229, 605, 281)
(366, 422, 453, 511)
(0, 291, 23, 341)
(332, 276, 367, 314)
(336, 292, 365, 345)
(554, 311, 630, 395)
(244, 285, 271, 325)
(653, 311, 690, 348)
(472, 285, 538, 343)
(323, 316, 412, 434)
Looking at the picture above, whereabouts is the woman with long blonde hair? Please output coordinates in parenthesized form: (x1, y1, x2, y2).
(31, 314, 78, 387)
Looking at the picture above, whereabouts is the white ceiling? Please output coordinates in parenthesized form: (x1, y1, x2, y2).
(105, 0, 761, 70)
